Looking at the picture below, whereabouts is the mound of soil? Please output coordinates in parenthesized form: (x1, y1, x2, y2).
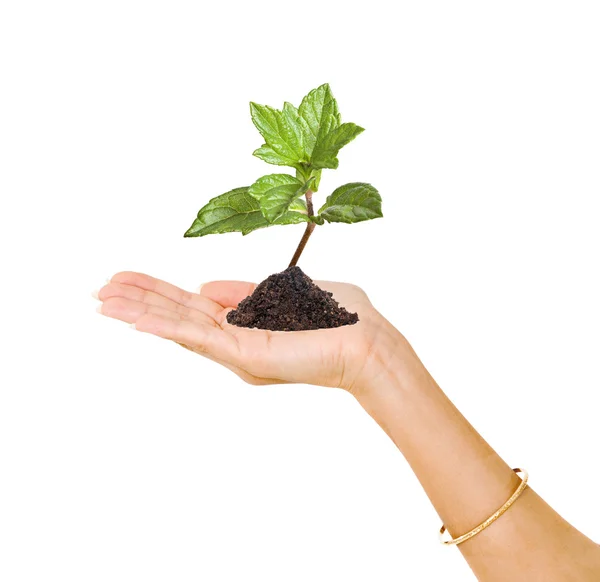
(226, 266, 359, 332)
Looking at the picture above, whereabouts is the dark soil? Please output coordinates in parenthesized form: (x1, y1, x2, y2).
(226, 266, 359, 332)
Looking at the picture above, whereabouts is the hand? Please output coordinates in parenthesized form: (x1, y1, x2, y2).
(96, 271, 403, 394)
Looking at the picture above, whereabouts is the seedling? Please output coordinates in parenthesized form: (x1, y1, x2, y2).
(184, 83, 383, 267)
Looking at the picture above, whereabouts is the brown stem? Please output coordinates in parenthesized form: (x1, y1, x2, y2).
(305, 189, 314, 216)
(288, 190, 315, 268)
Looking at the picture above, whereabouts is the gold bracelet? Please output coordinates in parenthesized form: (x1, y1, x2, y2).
(439, 468, 529, 546)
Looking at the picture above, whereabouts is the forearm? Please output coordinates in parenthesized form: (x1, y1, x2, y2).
(355, 326, 600, 581)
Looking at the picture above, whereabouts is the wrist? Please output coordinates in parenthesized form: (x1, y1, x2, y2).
(350, 317, 433, 407)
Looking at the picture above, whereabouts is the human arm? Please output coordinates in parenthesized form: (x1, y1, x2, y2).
(353, 335, 600, 581)
(95, 272, 600, 581)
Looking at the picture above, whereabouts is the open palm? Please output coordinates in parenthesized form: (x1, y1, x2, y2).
(97, 271, 394, 392)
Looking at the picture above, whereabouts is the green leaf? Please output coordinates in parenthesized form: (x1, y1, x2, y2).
(249, 173, 306, 222)
(252, 144, 293, 167)
(311, 123, 365, 169)
(318, 183, 382, 224)
(298, 83, 341, 157)
(250, 102, 306, 168)
(248, 173, 302, 200)
(268, 209, 310, 229)
(282, 101, 301, 122)
(295, 167, 322, 191)
(289, 198, 307, 213)
(310, 169, 322, 191)
(184, 187, 308, 237)
(295, 165, 311, 183)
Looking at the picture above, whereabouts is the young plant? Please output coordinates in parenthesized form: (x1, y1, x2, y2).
(184, 83, 383, 266)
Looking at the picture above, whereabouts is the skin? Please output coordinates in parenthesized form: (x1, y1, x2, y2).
(96, 272, 600, 581)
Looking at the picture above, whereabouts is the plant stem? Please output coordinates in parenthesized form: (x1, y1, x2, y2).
(288, 190, 315, 268)
(304, 189, 314, 216)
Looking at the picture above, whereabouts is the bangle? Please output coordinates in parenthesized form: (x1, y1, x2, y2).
(439, 468, 529, 546)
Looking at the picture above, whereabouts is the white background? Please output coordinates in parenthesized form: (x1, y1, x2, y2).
(1, 1, 599, 580)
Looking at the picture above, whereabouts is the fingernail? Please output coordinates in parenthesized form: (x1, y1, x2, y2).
(105, 278, 112, 284)
(96, 304, 103, 314)
(91, 290, 99, 300)
(129, 323, 137, 330)
(197, 283, 205, 294)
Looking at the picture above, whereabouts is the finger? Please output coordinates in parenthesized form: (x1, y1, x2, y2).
(100, 296, 215, 327)
(110, 272, 223, 322)
(199, 281, 257, 308)
(98, 282, 215, 326)
(134, 313, 240, 364)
